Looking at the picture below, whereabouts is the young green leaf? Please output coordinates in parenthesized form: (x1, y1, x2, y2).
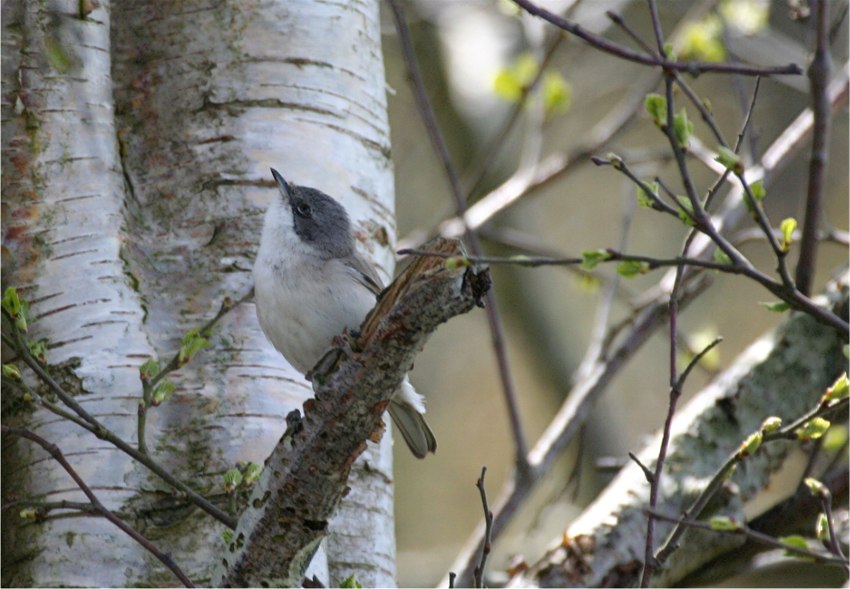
(676, 198, 697, 227)
(179, 328, 210, 365)
(760, 300, 791, 313)
(19, 508, 38, 520)
(679, 14, 725, 62)
(737, 430, 763, 457)
(823, 372, 849, 404)
(222, 529, 234, 544)
(616, 260, 650, 278)
(709, 515, 741, 531)
(444, 256, 471, 270)
(242, 462, 262, 486)
(750, 179, 766, 201)
(636, 181, 659, 209)
(713, 248, 732, 265)
(139, 358, 160, 383)
(543, 71, 572, 114)
(815, 513, 830, 542)
(580, 250, 611, 271)
(714, 146, 743, 174)
(673, 108, 694, 148)
(803, 477, 829, 499)
(493, 53, 539, 102)
(340, 575, 363, 589)
(151, 381, 176, 406)
(28, 340, 47, 363)
(2, 287, 22, 317)
(796, 417, 831, 441)
(780, 218, 797, 253)
(779, 535, 813, 559)
(2, 364, 22, 381)
(644, 93, 667, 127)
(760, 416, 782, 433)
(223, 468, 243, 493)
(822, 424, 848, 452)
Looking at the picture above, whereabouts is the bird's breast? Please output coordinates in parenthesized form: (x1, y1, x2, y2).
(253, 256, 374, 374)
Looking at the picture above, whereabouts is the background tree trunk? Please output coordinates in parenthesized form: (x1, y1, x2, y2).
(2, 0, 396, 586)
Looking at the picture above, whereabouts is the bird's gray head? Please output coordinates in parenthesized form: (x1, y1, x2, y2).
(270, 168, 354, 260)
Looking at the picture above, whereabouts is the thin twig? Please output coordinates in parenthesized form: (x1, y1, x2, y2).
(819, 493, 848, 570)
(1, 309, 238, 529)
(473, 467, 494, 588)
(444, 268, 716, 587)
(442, 38, 848, 589)
(137, 291, 252, 455)
(386, 0, 530, 473)
(641, 5, 695, 584)
(796, 0, 833, 295)
(398, 247, 736, 273)
(2, 426, 195, 587)
(575, 178, 637, 383)
(653, 397, 850, 568)
(511, 0, 803, 76)
(647, 510, 849, 567)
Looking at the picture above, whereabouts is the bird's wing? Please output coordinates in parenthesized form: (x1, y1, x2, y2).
(345, 251, 385, 297)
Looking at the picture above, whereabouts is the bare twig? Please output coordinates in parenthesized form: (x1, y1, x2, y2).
(820, 492, 848, 569)
(2, 426, 195, 587)
(512, 0, 803, 76)
(796, 0, 833, 295)
(386, 0, 530, 473)
(398, 247, 736, 273)
(648, 510, 849, 567)
(473, 467, 494, 588)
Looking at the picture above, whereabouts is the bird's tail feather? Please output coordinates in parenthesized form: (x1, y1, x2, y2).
(388, 399, 437, 459)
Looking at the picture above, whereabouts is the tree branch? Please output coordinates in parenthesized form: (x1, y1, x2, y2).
(214, 238, 490, 587)
(511, 0, 803, 76)
(511, 279, 847, 587)
(796, 0, 833, 295)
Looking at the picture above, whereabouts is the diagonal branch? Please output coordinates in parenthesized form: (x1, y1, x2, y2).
(511, 0, 803, 76)
(214, 238, 490, 587)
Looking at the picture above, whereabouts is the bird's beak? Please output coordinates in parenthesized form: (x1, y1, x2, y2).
(270, 167, 293, 201)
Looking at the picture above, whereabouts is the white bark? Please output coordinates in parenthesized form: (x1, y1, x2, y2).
(2, 1, 154, 585)
(3, 0, 397, 586)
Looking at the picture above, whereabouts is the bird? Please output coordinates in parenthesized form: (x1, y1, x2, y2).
(252, 168, 437, 458)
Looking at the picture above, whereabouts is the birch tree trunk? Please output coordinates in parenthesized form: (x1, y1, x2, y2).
(2, 0, 396, 586)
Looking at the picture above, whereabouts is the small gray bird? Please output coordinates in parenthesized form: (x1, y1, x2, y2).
(253, 168, 437, 458)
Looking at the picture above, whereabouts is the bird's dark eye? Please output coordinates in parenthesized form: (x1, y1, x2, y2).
(294, 202, 311, 218)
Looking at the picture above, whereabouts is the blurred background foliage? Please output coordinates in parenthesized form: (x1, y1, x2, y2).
(377, 0, 847, 586)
